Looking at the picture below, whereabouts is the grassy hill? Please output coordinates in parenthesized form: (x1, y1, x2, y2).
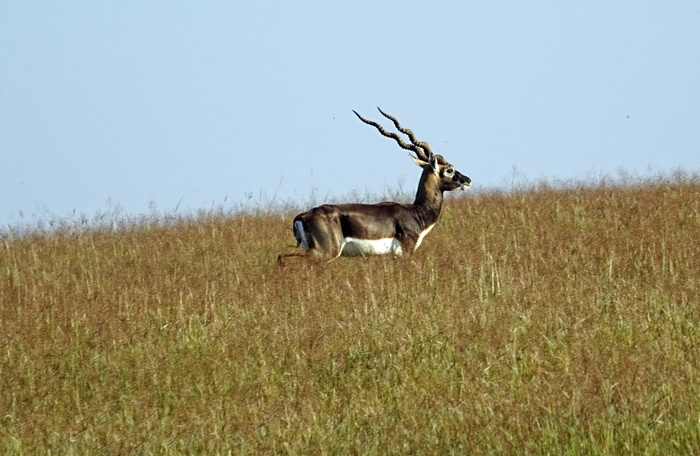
(1, 174, 699, 454)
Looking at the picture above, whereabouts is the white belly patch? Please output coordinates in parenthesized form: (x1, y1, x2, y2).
(340, 237, 403, 256)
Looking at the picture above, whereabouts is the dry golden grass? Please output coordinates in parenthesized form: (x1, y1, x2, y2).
(1, 174, 699, 454)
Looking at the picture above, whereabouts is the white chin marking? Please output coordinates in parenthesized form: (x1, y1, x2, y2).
(340, 237, 403, 256)
(294, 220, 310, 251)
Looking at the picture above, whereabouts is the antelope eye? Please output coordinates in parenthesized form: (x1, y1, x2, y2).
(445, 168, 454, 175)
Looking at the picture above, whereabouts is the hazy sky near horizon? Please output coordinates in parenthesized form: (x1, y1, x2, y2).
(2, 2, 699, 226)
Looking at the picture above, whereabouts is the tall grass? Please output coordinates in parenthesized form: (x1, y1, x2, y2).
(1, 173, 699, 454)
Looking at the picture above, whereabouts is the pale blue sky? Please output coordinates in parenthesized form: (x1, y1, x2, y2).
(2, 2, 699, 226)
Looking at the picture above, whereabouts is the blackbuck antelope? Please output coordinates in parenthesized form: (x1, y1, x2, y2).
(282, 108, 471, 261)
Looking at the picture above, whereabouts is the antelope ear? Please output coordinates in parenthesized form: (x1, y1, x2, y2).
(428, 153, 439, 175)
(411, 153, 439, 175)
(410, 154, 428, 167)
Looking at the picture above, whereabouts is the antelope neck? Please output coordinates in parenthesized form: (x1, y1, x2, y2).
(412, 172, 444, 229)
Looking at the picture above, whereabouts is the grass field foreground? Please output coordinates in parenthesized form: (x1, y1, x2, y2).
(1, 175, 699, 454)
